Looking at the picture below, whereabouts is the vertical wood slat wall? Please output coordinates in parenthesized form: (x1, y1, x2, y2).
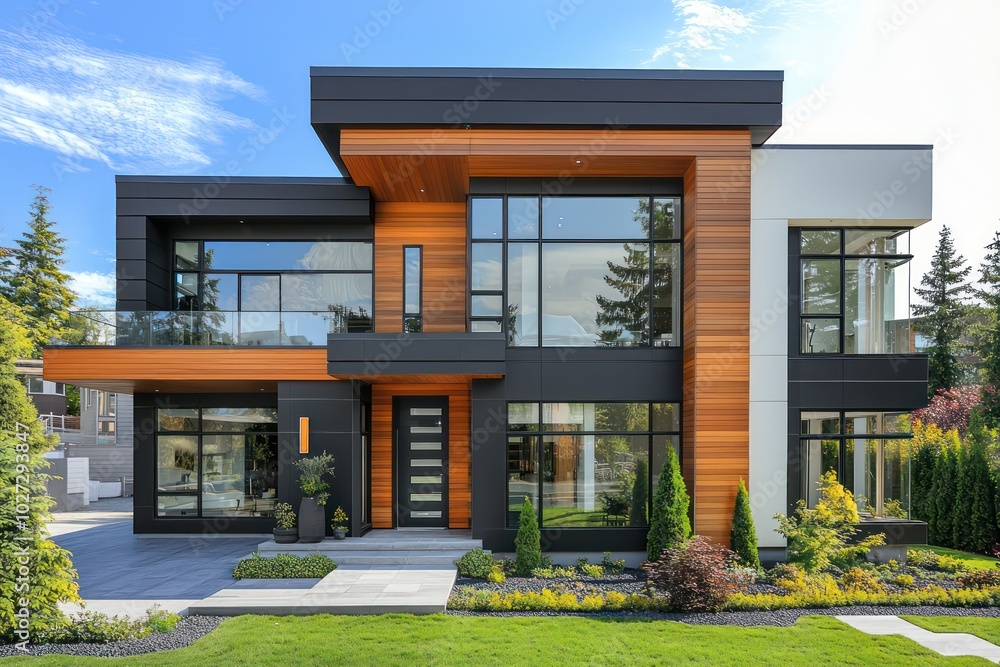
(373, 201, 467, 333)
(370, 382, 472, 529)
(682, 152, 752, 543)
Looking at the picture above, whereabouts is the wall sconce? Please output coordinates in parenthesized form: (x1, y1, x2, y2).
(299, 417, 310, 454)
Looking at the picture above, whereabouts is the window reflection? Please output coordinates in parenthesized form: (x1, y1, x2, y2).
(542, 197, 648, 239)
(204, 241, 372, 271)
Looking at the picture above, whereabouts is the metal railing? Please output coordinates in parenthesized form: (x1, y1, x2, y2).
(64, 310, 373, 347)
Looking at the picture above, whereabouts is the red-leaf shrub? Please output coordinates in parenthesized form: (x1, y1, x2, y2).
(644, 536, 743, 612)
(912, 385, 981, 433)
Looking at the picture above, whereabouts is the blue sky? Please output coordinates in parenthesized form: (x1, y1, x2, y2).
(0, 0, 996, 306)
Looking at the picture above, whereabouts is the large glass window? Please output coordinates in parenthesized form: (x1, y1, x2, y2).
(799, 410, 910, 518)
(156, 407, 278, 518)
(404, 246, 423, 333)
(798, 229, 911, 355)
(471, 194, 682, 347)
(507, 402, 681, 529)
(172, 241, 374, 345)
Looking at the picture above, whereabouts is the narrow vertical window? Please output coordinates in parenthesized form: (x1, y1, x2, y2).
(404, 246, 422, 332)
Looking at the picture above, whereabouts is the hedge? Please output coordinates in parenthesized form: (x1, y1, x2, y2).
(232, 553, 338, 579)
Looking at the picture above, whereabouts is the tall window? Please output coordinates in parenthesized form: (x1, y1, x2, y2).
(800, 410, 910, 518)
(507, 402, 680, 529)
(470, 195, 682, 347)
(799, 229, 912, 354)
(171, 240, 374, 345)
(403, 246, 423, 333)
(156, 407, 278, 518)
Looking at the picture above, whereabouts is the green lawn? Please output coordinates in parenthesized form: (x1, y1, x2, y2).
(904, 616, 1000, 645)
(2, 615, 994, 666)
(910, 546, 1000, 572)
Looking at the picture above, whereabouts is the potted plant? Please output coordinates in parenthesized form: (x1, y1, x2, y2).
(294, 453, 335, 543)
(331, 506, 350, 540)
(272, 502, 298, 544)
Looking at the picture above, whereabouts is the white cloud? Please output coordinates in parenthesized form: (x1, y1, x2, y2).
(0, 29, 264, 171)
(68, 270, 116, 308)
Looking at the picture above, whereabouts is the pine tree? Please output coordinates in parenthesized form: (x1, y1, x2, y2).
(0, 294, 80, 640)
(0, 186, 76, 354)
(730, 479, 761, 570)
(513, 497, 542, 576)
(647, 446, 691, 561)
(630, 459, 648, 527)
(929, 434, 960, 548)
(978, 230, 1000, 428)
(953, 411, 997, 552)
(913, 225, 973, 397)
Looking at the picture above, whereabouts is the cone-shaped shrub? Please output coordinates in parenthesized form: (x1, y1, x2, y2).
(730, 478, 761, 571)
(930, 433, 960, 548)
(647, 446, 691, 561)
(953, 410, 997, 552)
(514, 497, 542, 575)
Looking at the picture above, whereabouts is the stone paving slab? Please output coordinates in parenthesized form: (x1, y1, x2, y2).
(188, 565, 457, 616)
(837, 615, 1000, 662)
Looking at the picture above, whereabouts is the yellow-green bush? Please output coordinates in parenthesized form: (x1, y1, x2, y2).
(725, 585, 1000, 611)
(841, 567, 885, 594)
(894, 574, 915, 588)
(485, 565, 506, 584)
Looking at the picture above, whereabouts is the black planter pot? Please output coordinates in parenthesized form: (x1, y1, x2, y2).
(273, 527, 298, 544)
(333, 528, 347, 540)
(298, 498, 326, 543)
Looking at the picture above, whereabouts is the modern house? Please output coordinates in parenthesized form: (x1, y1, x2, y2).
(43, 68, 931, 559)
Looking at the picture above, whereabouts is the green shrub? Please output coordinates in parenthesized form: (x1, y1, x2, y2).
(644, 535, 742, 612)
(143, 604, 181, 634)
(647, 446, 691, 561)
(894, 574, 916, 588)
(448, 587, 659, 613)
(486, 565, 506, 584)
(44, 612, 150, 644)
(579, 563, 605, 578)
(630, 459, 648, 526)
(725, 585, 1000, 611)
(294, 453, 335, 505)
(602, 552, 625, 574)
(907, 549, 967, 574)
(841, 567, 885, 594)
(531, 565, 577, 579)
(232, 553, 337, 579)
(514, 497, 542, 576)
(958, 567, 1000, 589)
(730, 478, 761, 571)
(455, 548, 496, 579)
(273, 502, 296, 530)
(953, 411, 997, 552)
(775, 471, 885, 573)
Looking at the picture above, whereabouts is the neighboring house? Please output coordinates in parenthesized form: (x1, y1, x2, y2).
(42, 68, 932, 559)
(17, 358, 134, 487)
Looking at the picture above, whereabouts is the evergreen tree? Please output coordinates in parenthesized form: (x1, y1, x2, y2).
(913, 225, 973, 397)
(630, 459, 648, 527)
(0, 294, 80, 641)
(908, 421, 941, 524)
(953, 411, 997, 552)
(730, 478, 761, 571)
(0, 187, 76, 354)
(978, 230, 1000, 428)
(647, 446, 691, 561)
(513, 497, 542, 576)
(929, 435, 960, 548)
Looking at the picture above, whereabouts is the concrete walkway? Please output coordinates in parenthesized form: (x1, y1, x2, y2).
(837, 615, 1000, 663)
(188, 565, 457, 616)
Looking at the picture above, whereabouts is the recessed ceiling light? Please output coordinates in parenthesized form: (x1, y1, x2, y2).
(419, 188, 425, 193)
(575, 160, 581, 164)
(239, 220, 244, 224)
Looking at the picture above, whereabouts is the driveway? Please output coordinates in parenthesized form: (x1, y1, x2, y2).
(50, 500, 262, 617)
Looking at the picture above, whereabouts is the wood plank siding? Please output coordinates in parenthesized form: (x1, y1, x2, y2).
(370, 382, 472, 529)
(682, 154, 752, 543)
(373, 202, 468, 333)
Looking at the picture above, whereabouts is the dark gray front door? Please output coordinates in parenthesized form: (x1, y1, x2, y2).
(396, 397, 448, 528)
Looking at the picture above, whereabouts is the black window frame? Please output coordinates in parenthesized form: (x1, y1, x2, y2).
(505, 401, 682, 530)
(468, 194, 683, 348)
(403, 244, 423, 333)
(797, 228, 913, 356)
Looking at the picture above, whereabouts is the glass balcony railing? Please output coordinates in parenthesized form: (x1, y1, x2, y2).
(66, 311, 373, 347)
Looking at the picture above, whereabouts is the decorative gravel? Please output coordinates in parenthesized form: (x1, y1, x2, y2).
(0, 616, 223, 658)
(448, 606, 1000, 626)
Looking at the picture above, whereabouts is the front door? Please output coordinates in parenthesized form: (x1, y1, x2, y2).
(395, 397, 448, 527)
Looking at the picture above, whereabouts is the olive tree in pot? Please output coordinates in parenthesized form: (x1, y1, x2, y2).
(295, 453, 335, 543)
(272, 502, 298, 544)
(331, 506, 350, 540)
